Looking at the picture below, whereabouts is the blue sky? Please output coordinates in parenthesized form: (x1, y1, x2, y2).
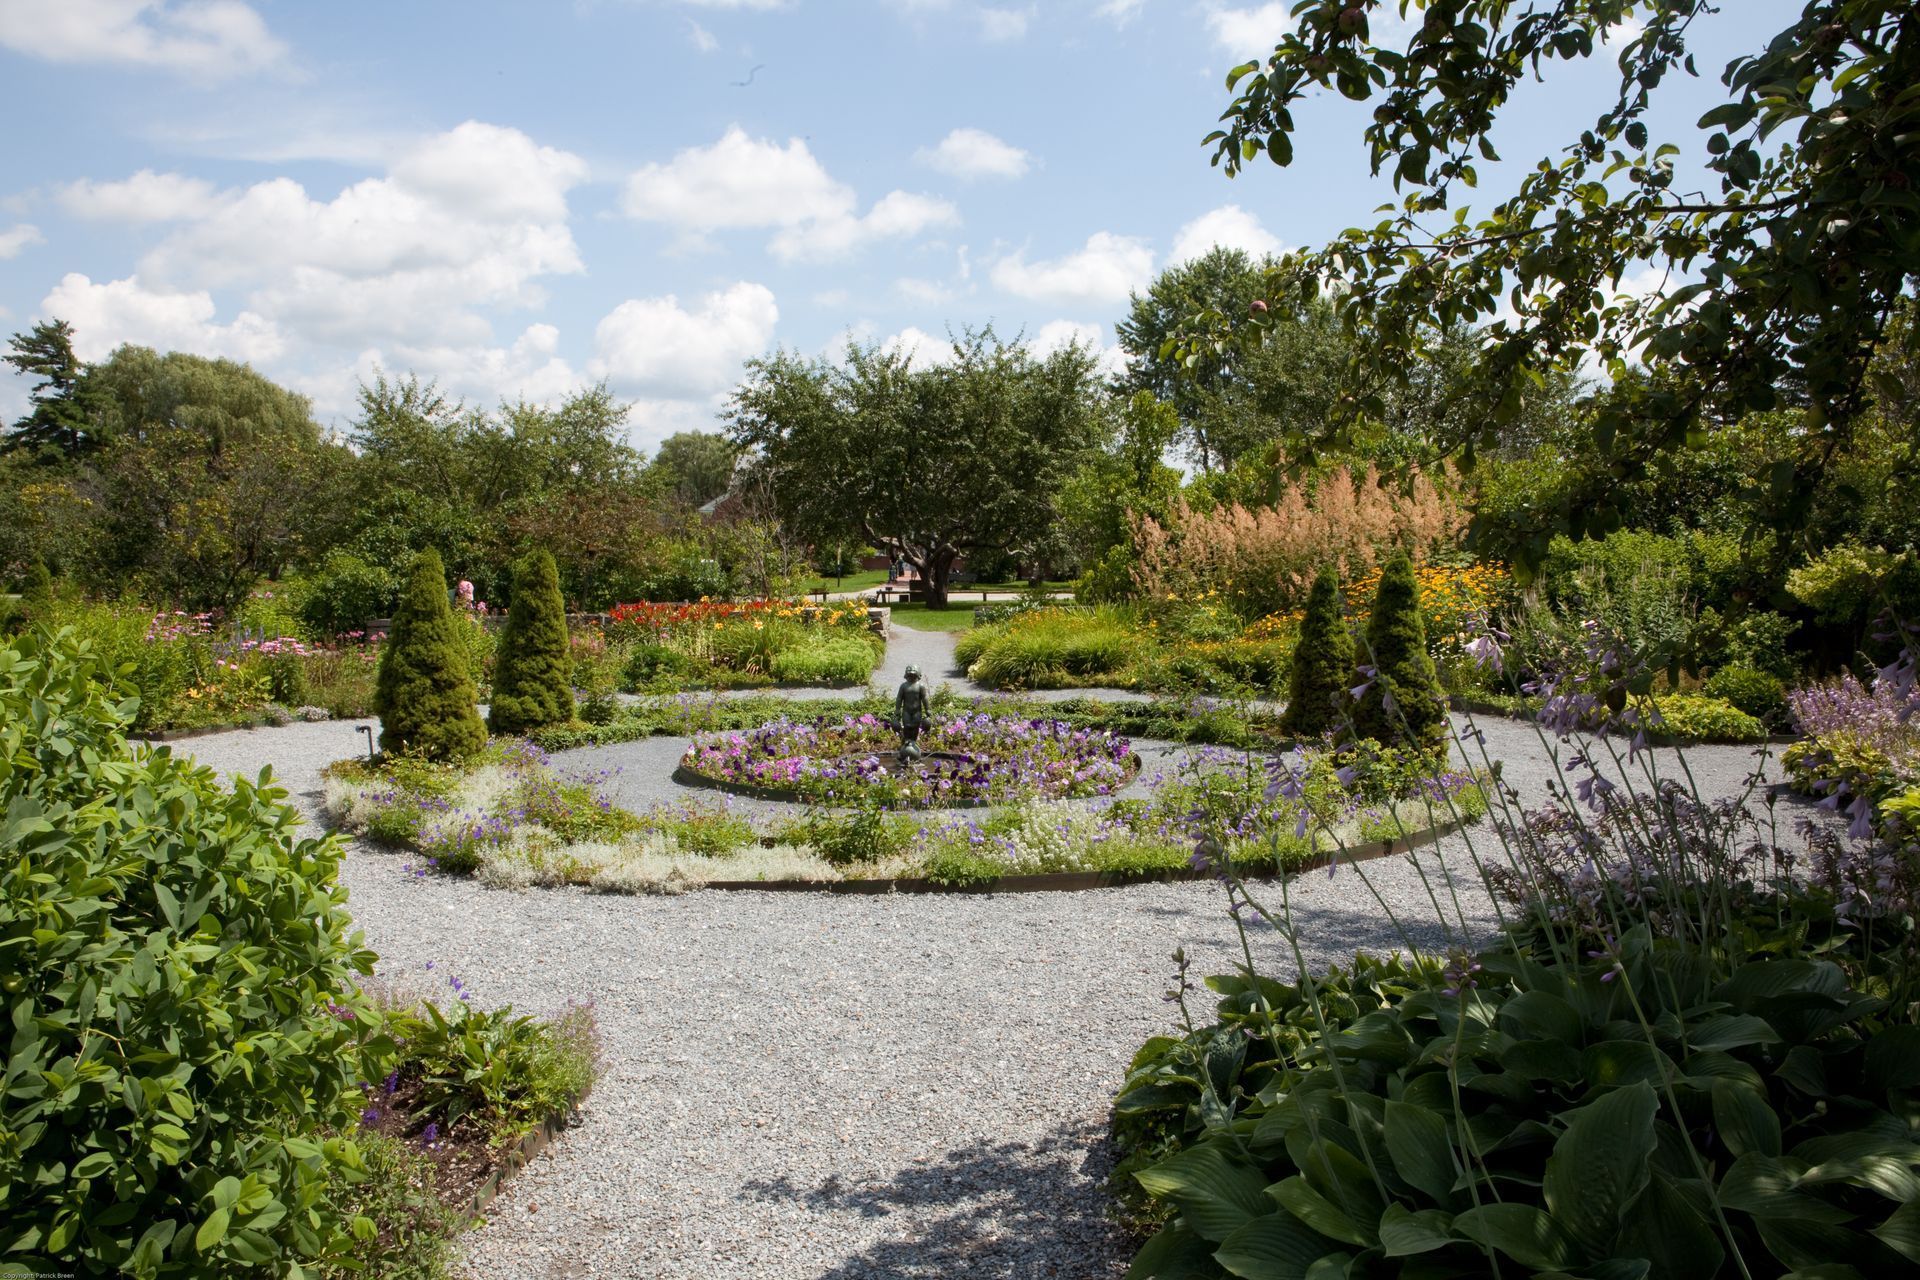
(0, 0, 1800, 451)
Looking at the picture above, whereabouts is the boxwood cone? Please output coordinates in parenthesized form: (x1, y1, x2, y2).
(373, 548, 487, 760)
(1282, 564, 1355, 738)
(488, 549, 574, 735)
(1352, 550, 1449, 753)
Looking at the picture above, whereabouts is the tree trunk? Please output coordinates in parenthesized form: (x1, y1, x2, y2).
(906, 545, 959, 609)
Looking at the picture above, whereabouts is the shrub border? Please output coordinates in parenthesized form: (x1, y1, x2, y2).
(700, 807, 1472, 893)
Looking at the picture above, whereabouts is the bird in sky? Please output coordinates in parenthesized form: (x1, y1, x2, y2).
(731, 64, 765, 87)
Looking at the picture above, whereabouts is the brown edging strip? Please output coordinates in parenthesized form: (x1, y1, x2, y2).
(698, 810, 1471, 894)
(468, 1087, 590, 1216)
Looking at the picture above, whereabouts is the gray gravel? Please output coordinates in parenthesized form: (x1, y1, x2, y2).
(162, 628, 1822, 1280)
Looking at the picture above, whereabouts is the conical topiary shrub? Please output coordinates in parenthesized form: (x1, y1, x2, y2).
(1351, 551, 1449, 755)
(373, 548, 487, 760)
(1282, 565, 1355, 738)
(488, 549, 573, 735)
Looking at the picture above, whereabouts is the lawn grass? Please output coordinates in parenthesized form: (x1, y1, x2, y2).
(883, 601, 982, 632)
(798, 569, 889, 594)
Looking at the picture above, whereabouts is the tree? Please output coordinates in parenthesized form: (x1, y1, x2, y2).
(1199, 0, 1920, 553)
(1283, 565, 1356, 738)
(373, 549, 487, 760)
(1057, 391, 1184, 599)
(1351, 551, 1449, 754)
(488, 549, 573, 735)
(649, 430, 739, 507)
(86, 346, 348, 608)
(728, 328, 1105, 608)
(3, 319, 101, 459)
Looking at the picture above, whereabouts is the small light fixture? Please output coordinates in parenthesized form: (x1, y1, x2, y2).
(356, 724, 376, 763)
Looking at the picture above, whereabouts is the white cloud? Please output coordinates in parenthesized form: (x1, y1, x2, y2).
(978, 6, 1030, 40)
(915, 127, 1031, 180)
(878, 326, 956, 368)
(589, 282, 779, 398)
(770, 190, 959, 263)
(1203, 2, 1294, 55)
(623, 127, 956, 261)
(0, 0, 288, 77)
(1028, 319, 1128, 378)
(620, 127, 854, 231)
(1095, 0, 1146, 24)
(133, 121, 587, 347)
(369, 324, 580, 410)
(990, 231, 1154, 308)
(43, 272, 285, 364)
(0, 224, 43, 259)
(57, 170, 223, 222)
(686, 19, 719, 51)
(895, 277, 956, 305)
(1169, 203, 1284, 264)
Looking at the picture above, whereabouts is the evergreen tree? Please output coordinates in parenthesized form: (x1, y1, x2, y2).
(488, 549, 573, 735)
(3, 320, 100, 459)
(373, 549, 487, 760)
(1282, 565, 1354, 738)
(1351, 551, 1449, 755)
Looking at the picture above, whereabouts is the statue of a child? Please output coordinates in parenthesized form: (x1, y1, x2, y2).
(893, 664, 931, 759)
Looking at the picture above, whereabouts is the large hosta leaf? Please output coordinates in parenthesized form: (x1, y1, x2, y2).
(1711, 1077, 1781, 1159)
(1452, 1202, 1576, 1269)
(1129, 1224, 1227, 1280)
(1214, 1211, 1342, 1279)
(1542, 1080, 1658, 1253)
(1382, 1100, 1455, 1205)
(1135, 1144, 1275, 1244)
(1376, 1203, 1454, 1257)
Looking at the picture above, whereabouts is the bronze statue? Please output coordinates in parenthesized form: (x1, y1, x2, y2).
(893, 664, 931, 760)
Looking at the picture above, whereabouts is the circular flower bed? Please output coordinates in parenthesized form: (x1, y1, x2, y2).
(677, 712, 1139, 807)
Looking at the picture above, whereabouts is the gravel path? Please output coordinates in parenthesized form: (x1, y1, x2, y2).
(165, 675, 1818, 1279)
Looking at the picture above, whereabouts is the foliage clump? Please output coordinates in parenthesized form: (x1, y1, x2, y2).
(488, 549, 573, 735)
(373, 548, 487, 760)
(0, 629, 376, 1275)
(1350, 551, 1448, 753)
(1282, 565, 1354, 738)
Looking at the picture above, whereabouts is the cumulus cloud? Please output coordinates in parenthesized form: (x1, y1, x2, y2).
(43, 272, 285, 364)
(915, 127, 1031, 180)
(877, 326, 956, 368)
(1028, 319, 1128, 378)
(686, 19, 719, 51)
(621, 127, 853, 230)
(57, 170, 223, 222)
(131, 121, 587, 347)
(1169, 203, 1284, 264)
(1203, 2, 1294, 55)
(589, 282, 779, 399)
(769, 190, 959, 263)
(622, 127, 957, 260)
(0, 0, 288, 77)
(990, 231, 1154, 308)
(978, 7, 1030, 40)
(1094, 0, 1146, 24)
(0, 224, 43, 259)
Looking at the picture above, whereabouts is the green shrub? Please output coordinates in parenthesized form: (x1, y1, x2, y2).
(1702, 665, 1789, 729)
(1114, 927, 1920, 1280)
(789, 804, 913, 867)
(299, 549, 400, 638)
(1283, 565, 1355, 737)
(769, 635, 876, 685)
(314, 1133, 463, 1280)
(373, 549, 487, 761)
(960, 608, 1145, 688)
(488, 550, 574, 735)
(1782, 731, 1900, 806)
(0, 629, 379, 1275)
(623, 641, 700, 688)
(383, 997, 598, 1144)
(1351, 552, 1448, 753)
(1644, 692, 1767, 743)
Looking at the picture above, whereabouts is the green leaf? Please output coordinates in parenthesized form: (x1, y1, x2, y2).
(1377, 1203, 1455, 1256)
(1496, 989, 1582, 1043)
(1453, 1203, 1575, 1269)
(194, 1206, 230, 1253)
(1135, 1144, 1274, 1244)
(1226, 60, 1259, 91)
(1542, 1080, 1657, 1253)
(1382, 1100, 1455, 1204)
(1619, 1168, 1725, 1277)
(1128, 1224, 1224, 1280)
(1873, 1198, 1920, 1263)
(1718, 1154, 1851, 1224)
(70, 1150, 116, 1180)
(1214, 1212, 1339, 1279)
(1688, 1014, 1781, 1052)
(1711, 1078, 1781, 1158)
(1269, 1176, 1373, 1248)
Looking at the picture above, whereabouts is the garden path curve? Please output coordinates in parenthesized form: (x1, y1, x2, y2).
(168, 679, 1817, 1279)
